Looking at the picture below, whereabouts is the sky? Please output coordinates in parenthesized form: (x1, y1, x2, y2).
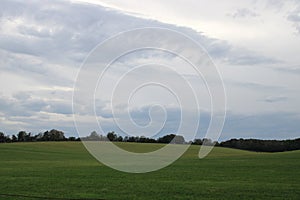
(0, 0, 300, 141)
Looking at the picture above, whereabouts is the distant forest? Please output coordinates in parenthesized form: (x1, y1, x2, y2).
(0, 130, 299, 153)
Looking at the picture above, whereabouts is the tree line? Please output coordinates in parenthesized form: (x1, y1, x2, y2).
(0, 129, 79, 143)
(0, 130, 214, 145)
(219, 138, 300, 152)
(81, 131, 187, 144)
(0, 130, 299, 152)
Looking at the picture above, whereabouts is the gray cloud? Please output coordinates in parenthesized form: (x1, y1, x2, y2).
(0, 0, 299, 140)
(228, 8, 259, 19)
(226, 80, 287, 91)
(222, 112, 300, 140)
(263, 96, 288, 103)
(94, 106, 300, 141)
(288, 7, 300, 34)
(0, 93, 72, 117)
(224, 49, 280, 65)
(0, 0, 279, 74)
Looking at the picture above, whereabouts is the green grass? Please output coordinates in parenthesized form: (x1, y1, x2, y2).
(0, 142, 299, 200)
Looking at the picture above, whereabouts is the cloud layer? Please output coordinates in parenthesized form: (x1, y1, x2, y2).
(0, 0, 299, 140)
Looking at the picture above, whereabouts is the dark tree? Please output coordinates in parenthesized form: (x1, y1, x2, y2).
(172, 135, 185, 144)
(127, 136, 137, 142)
(41, 129, 65, 141)
(107, 131, 117, 141)
(157, 134, 176, 144)
(17, 131, 27, 142)
(202, 138, 215, 146)
(89, 131, 101, 140)
(0, 132, 5, 143)
(68, 137, 76, 141)
(12, 135, 18, 142)
(116, 136, 123, 142)
(192, 139, 203, 145)
(24, 132, 32, 142)
(5, 136, 11, 143)
(219, 138, 300, 152)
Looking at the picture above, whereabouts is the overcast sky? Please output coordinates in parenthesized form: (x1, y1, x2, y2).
(0, 0, 300, 141)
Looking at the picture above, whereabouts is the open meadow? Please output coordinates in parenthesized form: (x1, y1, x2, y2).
(0, 142, 299, 200)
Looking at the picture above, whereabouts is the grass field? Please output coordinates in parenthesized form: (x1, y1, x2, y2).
(0, 142, 299, 200)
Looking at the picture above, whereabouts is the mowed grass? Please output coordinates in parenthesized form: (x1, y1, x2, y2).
(0, 142, 299, 200)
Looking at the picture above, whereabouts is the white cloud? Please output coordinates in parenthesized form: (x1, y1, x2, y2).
(76, 0, 300, 64)
(0, 0, 299, 140)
